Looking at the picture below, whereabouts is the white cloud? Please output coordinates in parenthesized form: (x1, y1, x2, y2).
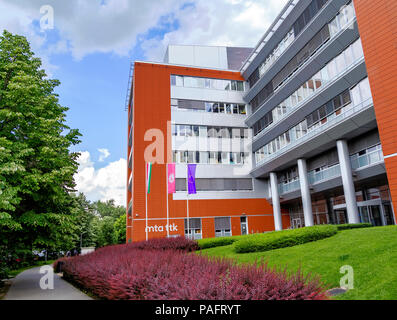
(141, 0, 290, 61)
(98, 148, 111, 162)
(0, 0, 289, 62)
(74, 151, 126, 207)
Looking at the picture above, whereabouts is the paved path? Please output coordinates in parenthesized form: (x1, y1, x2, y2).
(4, 266, 92, 300)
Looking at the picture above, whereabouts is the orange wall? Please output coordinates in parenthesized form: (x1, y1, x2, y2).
(127, 62, 280, 242)
(354, 0, 397, 222)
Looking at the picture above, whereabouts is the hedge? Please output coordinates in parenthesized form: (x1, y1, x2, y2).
(197, 236, 246, 249)
(127, 236, 199, 252)
(54, 244, 328, 300)
(234, 225, 338, 253)
(335, 223, 372, 231)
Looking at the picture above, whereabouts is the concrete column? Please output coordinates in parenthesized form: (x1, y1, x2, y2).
(270, 172, 283, 231)
(297, 159, 314, 227)
(336, 140, 360, 223)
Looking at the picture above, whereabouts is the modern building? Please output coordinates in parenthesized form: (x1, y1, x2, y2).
(126, 0, 397, 242)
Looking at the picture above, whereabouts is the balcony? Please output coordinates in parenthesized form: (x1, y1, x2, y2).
(252, 96, 376, 178)
(276, 149, 386, 201)
(308, 164, 341, 185)
(278, 179, 300, 195)
(351, 149, 384, 171)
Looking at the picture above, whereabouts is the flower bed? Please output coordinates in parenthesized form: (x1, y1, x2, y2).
(54, 241, 328, 300)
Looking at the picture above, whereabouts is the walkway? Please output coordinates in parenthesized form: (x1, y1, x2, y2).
(4, 265, 92, 300)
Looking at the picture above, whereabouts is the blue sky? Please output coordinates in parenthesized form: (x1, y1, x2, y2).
(0, 0, 288, 205)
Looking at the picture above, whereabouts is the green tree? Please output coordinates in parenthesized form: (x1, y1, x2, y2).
(93, 199, 125, 219)
(96, 216, 116, 247)
(113, 214, 126, 244)
(70, 193, 99, 248)
(0, 31, 81, 258)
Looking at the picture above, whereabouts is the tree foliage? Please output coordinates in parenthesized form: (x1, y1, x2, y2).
(0, 30, 81, 256)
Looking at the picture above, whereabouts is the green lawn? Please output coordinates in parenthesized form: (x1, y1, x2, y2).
(199, 226, 397, 300)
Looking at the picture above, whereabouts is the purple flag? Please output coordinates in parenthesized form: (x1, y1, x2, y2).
(187, 164, 197, 194)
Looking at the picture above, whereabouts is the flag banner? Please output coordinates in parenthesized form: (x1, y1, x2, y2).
(187, 164, 197, 195)
(146, 163, 152, 194)
(167, 163, 176, 194)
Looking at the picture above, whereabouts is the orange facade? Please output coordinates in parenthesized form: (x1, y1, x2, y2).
(354, 0, 397, 221)
(127, 62, 288, 242)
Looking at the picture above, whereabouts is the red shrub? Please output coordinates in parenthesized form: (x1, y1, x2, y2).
(56, 244, 328, 300)
(127, 236, 199, 252)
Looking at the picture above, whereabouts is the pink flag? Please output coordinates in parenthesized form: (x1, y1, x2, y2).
(167, 163, 176, 194)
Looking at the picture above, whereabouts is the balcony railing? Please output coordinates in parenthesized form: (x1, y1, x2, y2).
(278, 179, 300, 195)
(308, 164, 341, 185)
(351, 149, 384, 170)
(255, 97, 373, 168)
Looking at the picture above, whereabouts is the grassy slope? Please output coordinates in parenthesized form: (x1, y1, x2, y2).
(199, 226, 397, 300)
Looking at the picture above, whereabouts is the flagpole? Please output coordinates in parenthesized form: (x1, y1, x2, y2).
(145, 163, 148, 241)
(166, 164, 170, 238)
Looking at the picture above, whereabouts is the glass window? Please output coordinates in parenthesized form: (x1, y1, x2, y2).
(207, 127, 217, 138)
(185, 125, 192, 137)
(199, 126, 207, 137)
(176, 76, 184, 87)
(352, 39, 364, 60)
(205, 102, 213, 113)
(172, 125, 177, 136)
(341, 90, 351, 106)
(329, 17, 339, 36)
(335, 53, 346, 74)
(237, 81, 244, 91)
(359, 78, 372, 101)
(344, 46, 354, 66)
(209, 152, 218, 164)
(231, 81, 237, 91)
(219, 103, 225, 114)
(187, 152, 195, 163)
(192, 126, 199, 137)
(221, 152, 230, 164)
(225, 104, 232, 114)
(307, 79, 316, 94)
(200, 152, 209, 164)
(171, 75, 176, 86)
(350, 84, 361, 105)
(327, 60, 337, 79)
(239, 105, 247, 115)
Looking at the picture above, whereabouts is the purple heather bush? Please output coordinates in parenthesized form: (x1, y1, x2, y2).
(127, 236, 199, 252)
(54, 241, 328, 300)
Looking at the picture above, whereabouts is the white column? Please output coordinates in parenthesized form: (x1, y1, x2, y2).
(297, 159, 314, 227)
(337, 140, 360, 223)
(270, 172, 283, 231)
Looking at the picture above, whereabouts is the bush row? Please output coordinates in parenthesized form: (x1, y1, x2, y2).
(234, 225, 338, 253)
(55, 244, 328, 300)
(335, 223, 372, 231)
(127, 236, 199, 252)
(197, 236, 245, 249)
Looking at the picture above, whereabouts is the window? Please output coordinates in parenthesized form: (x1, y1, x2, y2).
(359, 77, 371, 101)
(215, 217, 231, 237)
(185, 218, 202, 240)
(352, 39, 364, 60)
(200, 152, 209, 164)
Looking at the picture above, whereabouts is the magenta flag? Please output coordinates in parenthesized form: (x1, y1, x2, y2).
(167, 163, 176, 194)
(187, 164, 197, 194)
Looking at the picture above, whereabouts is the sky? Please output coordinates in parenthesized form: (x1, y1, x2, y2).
(0, 0, 289, 206)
